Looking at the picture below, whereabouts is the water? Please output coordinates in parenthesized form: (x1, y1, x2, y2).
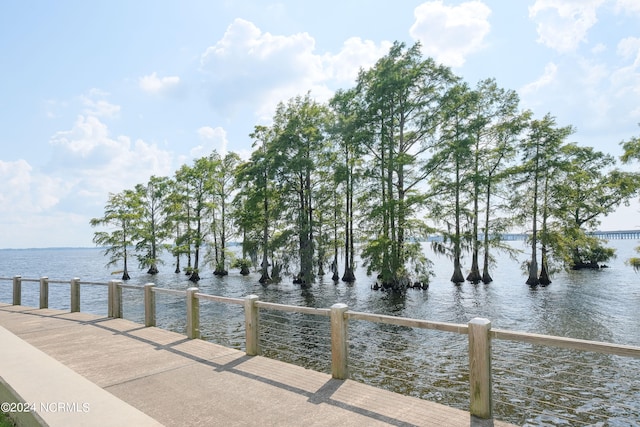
(1, 240, 639, 425)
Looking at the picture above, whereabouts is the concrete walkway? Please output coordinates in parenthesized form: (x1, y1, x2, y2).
(0, 304, 515, 426)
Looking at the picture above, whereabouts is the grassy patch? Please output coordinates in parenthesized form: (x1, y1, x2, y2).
(0, 412, 16, 427)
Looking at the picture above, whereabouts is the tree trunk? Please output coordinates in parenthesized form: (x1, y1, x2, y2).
(122, 242, 130, 281)
(259, 183, 271, 284)
(467, 251, 481, 284)
(215, 201, 228, 276)
(297, 179, 313, 285)
(452, 151, 464, 284)
(190, 217, 201, 283)
(527, 146, 540, 286)
(190, 238, 200, 281)
(467, 145, 481, 284)
(342, 170, 355, 282)
(538, 174, 552, 286)
(539, 254, 551, 285)
(481, 181, 493, 284)
(451, 255, 464, 284)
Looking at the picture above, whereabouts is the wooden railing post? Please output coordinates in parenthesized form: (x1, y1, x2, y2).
(70, 278, 80, 313)
(39, 277, 49, 309)
(12, 276, 21, 306)
(244, 294, 260, 356)
(144, 283, 156, 327)
(330, 303, 349, 380)
(469, 317, 493, 424)
(186, 287, 200, 339)
(108, 280, 122, 318)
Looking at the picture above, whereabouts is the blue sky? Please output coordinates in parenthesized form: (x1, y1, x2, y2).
(1, 0, 639, 248)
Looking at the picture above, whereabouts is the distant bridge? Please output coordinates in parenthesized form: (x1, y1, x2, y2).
(427, 230, 640, 242)
(587, 229, 640, 240)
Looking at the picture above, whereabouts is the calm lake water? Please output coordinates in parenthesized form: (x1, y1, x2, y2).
(1, 239, 639, 425)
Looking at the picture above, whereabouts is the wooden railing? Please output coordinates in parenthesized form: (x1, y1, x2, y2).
(3, 275, 640, 424)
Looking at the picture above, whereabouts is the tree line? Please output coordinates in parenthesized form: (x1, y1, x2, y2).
(91, 42, 640, 289)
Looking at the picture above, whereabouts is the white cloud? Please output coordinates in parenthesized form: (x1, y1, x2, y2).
(591, 43, 607, 54)
(323, 37, 393, 82)
(612, 37, 640, 113)
(528, 0, 605, 53)
(409, 0, 491, 67)
(50, 115, 126, 162)
(48, 114, 175, 215)
(199, 18, 390, 121)
(0, 160, 61, 213)
(194, 126, 229, 157)
(77, 89, 121, 118)
(617, 36, 640, 66)
(139, 72, 182, 95)
(615, 0, 640, 15)
(200, 18, 323, 116)
(520, 34, 640, 138)
(577, 57, 614, 127)
(520, 62, 558, 95)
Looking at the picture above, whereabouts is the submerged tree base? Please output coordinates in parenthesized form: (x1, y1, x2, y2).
(572, 261, 608, 270)
(292, 273, 312, 287)
(481, 270, 493, 284)
(451, 271, 464, 284)
(341, 269, 355, 283)
(466, 265, 481, 284)
(258, 271, 271, 283)
(526, 276, 539, 286)
(539, 262, 551, 286)
(371, 277, 428, 292)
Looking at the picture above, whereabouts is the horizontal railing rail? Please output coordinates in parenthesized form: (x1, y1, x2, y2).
(492, 328, 640, 357)
(1, 275, 639, 424)
(255, 301, 331, 316)
(346, 310, 469, 334)
(195, 293, 243, 305)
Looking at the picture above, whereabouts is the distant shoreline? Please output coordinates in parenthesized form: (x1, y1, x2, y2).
(0, 247, 102, 251)
(3, 228, 639, 251)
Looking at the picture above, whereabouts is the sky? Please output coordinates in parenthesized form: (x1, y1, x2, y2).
(1, 0, 639, 249)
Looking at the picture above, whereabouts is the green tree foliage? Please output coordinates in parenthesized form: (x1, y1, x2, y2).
(134, 175, 172, 274)
(328, 88, 367, 282)
(89, 41, 640, 290)
(176, 157, 216, 282)
(620, 126, 640, 271)
(210, 151, 241, 276)
(268, 94, 329, 285)
(356, 42, 454, 289)
(165, 171, 192, 274)
(90, 189, 141, 280)
(466, 79, 527, 284)
(550, 144, 640, 269)
(235, 125, 279, 283)
(429, 82, 477, 284)
(620, 125, 640, 164)
(510, 114, 574, 285)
